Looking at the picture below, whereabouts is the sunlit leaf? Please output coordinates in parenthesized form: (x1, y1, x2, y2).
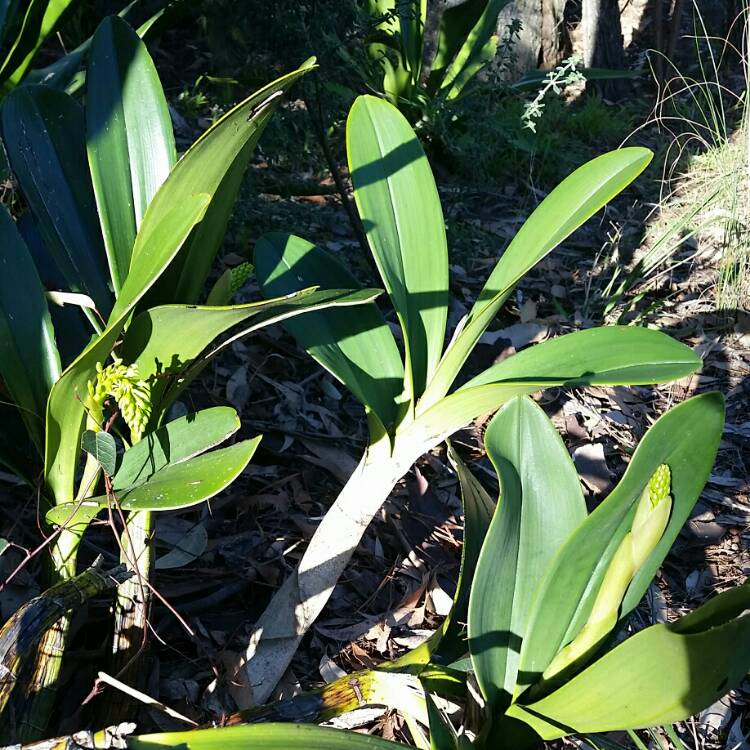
(469, 397, 585, 709)
(347, 95, 448, 402)
(86, 16, 176, 293)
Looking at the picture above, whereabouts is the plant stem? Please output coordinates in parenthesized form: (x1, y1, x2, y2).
(17, 450, 102, 740)
(0, 558, 130, 725)
(100, 510, 154, 724)
(16, 530, 85, 742)
(237, 435, 420, 705)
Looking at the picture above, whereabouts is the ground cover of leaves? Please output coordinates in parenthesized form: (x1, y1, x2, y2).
(0, 2, 747, 745)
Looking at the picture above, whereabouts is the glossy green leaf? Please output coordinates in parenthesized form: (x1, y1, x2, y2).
(347, 95, 448, 402)
(255, 232, 404, 430)
(0, 0, 77, 91)
(427, 692, 459, 750)
(25, 2, 160, 92)
(112, 406, 240, 490)
(364, 0, 415, 103)
(419, 148, 653, 410)
(205, 268, 233, 306)
(517, 393, 724, 693)
(0, 0, 19, 49)
(469, 398, 585, 709)
(86, 16, 176, 294)
(463, 326, 700, 390)
(507, 583, 750, 738)
(394, 442, 494, 669)
(81, 430, 116, 476)
(122, 287, 382, 422)
(440, 442, 494, 660)
(427, 0, 490, 93)
(47, 436, 260, 525)
(143, 59, 316, 306)
(44, 193, 210, 506)
(0, 208, 61, 451)
(440, 0, 513, 99)
(2, 86, 112, 315)
(18, 210, 90, 367)
(410, 327, 701, 449)
(129, 723, 404, 750)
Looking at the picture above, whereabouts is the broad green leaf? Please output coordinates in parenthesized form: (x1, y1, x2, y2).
(1, 86, 112, 316)
(469, 398, 585, 709)
(255, 232, 404, 430)
(474, 147, 652, 317)
(47, 437, 260, 525)
(121, 287, 382, 423)
(394, 0, 426, 86)
(0, 208, 61, 451)
(364, 0, 413, 103)
(393, 442, 494, 668)
(427, 0, 491, 93)
(113, 406, 240, 490)
(0, 0, 77, 91)
(440, 442, 494, 659)
(129, 723, 405, 750)
(517, 393, 724, 693)
(409, 327, 700, 448)
(86, 16, 176, 294)
(17, 210, 90, 367)
(506, 584, 750, 738)
(440, 0, 513, 99)
(462, 326, 700, 390)
(0, 403, 36, 484)
(25, 2, 161, 92)
(81, 430, 116, 476)
(143, 59, 316, 306)
(205, 268, 233, 306)
(44, 194, 210, 506)
(347, 95, 449, 402)
(427, 692, 459, 750)
(0, 0, 20, 49)
(419, 148, 653, 410)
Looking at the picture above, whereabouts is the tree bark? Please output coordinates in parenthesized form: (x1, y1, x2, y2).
(582, 0, 626, 99)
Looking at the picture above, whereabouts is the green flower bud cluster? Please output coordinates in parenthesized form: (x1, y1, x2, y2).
(648, 463, 671, 507)
(86, 356, 152, 443)
(543, 464, 673, 680)
(229, 262, 253, 295)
